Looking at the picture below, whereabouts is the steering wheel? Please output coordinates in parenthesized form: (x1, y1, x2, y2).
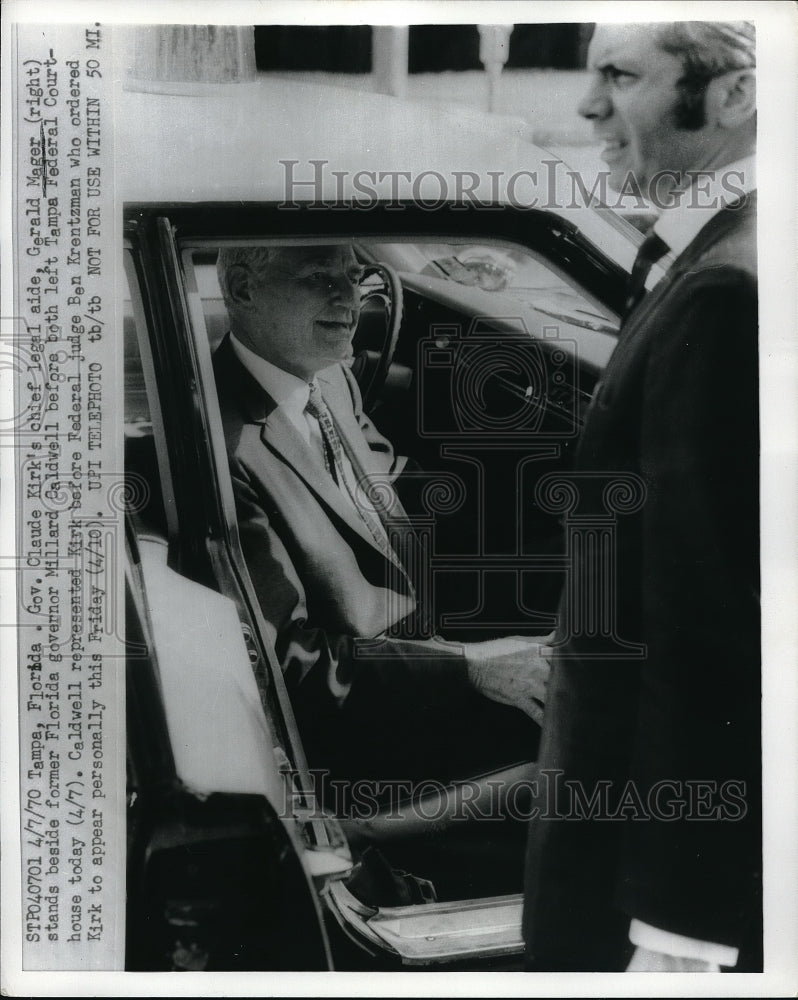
(350, 262, 403, 414)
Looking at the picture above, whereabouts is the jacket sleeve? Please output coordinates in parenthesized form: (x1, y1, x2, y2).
(615, 266, 761, 948)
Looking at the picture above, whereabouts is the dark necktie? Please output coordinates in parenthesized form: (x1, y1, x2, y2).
(305, 380, 398, 562)
(624, 230, 669, 319)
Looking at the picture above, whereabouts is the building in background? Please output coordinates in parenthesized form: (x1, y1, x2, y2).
(123, 23, 604, 192)
(253, 24, 595, 144)
(254, 24, 591, 73)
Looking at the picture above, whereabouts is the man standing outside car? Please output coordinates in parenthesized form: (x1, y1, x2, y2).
(523, 22, 760, 972)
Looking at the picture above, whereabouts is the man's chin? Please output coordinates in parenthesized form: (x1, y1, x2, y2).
(318, 345, 355, 372)
(605, 165, 636, 194)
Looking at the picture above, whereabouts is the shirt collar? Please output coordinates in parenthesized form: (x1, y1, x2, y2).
(653, 155, 756, 259)
(229, 334, 311, 419)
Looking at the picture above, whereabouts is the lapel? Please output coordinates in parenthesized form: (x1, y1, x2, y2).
(317, 368, 384, 486)
(315, 368, 417, 592)
(583, 194, 757, 422)
(623, 192, 757, 341)
(261, 400, 391, 555)
(215, 336, 403, 559)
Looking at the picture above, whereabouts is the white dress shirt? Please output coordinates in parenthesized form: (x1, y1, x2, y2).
(230, 334, 323, 456)
(629, 153, 756, 970)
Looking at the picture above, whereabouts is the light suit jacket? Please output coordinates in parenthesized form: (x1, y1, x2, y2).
(213, 335, 471, 781)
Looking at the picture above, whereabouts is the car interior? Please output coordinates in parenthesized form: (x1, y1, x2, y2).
(124, 230, 622, 954)
(183, 239, 615, 641)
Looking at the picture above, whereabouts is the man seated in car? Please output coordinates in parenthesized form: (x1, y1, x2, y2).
(213, 243, 549, 788)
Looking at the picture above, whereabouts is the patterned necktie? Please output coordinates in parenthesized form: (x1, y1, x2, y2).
(624, 230, 669, 319)
(305, 380, 397, 561)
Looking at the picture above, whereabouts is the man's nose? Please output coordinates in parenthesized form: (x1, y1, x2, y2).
(329, 272, 360, 306)
(578, 77, 612, 121)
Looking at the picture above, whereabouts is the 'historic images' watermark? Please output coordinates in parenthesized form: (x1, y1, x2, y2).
(279, 158, 752, 211)
(287, 769, 750, 824)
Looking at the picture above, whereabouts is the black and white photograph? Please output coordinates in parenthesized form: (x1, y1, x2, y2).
(2, 1, 797, 994)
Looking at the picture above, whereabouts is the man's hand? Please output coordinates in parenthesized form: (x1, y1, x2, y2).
(626, 945, 720, 972)
(465, 634, 553, 724)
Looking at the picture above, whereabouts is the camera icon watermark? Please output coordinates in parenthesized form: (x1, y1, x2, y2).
(417, 316, 585, 442)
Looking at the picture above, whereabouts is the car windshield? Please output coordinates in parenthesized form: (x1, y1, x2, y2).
(367, 240, 619, 335)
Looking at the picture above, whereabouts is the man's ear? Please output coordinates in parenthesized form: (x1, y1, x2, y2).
(226, 263, 254, 308)
(706, 68, 756, 128)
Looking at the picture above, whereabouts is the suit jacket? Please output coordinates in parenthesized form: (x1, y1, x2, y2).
(523, 194, 761, 970)
(213, 337, 509, 785)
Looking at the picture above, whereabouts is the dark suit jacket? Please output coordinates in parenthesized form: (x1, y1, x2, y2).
(213, 337, 535, 785)
(523, 194, 761, 970)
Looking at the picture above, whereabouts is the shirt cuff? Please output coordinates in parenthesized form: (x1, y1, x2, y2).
(629, 918, 739, 968)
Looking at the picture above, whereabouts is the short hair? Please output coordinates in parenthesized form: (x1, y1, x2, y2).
(216, 246, 278, 308)
(654, 21, 756, 129)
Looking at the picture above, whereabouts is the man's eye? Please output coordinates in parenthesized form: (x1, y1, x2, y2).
(604, 67, 636, 85)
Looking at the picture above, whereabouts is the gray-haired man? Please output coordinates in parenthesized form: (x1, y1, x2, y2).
(213, 243, 550, 790)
